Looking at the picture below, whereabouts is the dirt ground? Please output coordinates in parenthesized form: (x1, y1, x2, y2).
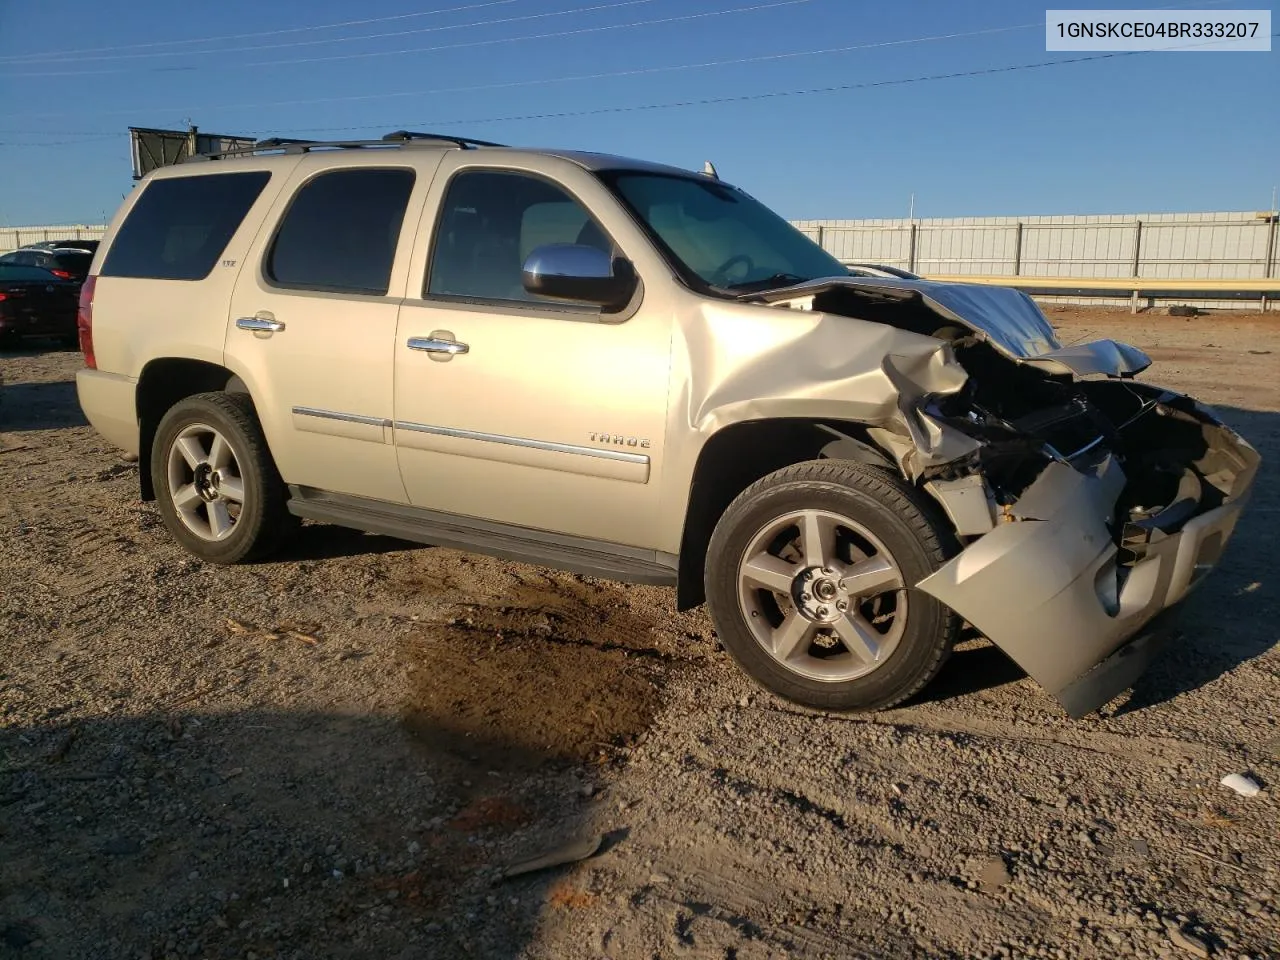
(1, 306, 1278, 960)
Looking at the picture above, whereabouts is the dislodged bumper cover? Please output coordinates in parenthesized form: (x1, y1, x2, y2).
(916, 411, 1259, 715)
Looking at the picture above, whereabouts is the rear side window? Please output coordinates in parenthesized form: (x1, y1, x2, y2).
(0, 264, 57, 282)
(100, 172, 271, 281)
(53, 252, 92, 272)
(266, 168, 415, 295)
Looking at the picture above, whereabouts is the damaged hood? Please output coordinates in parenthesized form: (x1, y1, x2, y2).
(752, 276, 1151, 378)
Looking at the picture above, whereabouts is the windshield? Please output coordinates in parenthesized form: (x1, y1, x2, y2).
(597, 171, 847, 294)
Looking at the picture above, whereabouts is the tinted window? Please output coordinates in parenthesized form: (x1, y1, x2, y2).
(52, 252, 93, 274)
(0, 251, 38, 267)
(0, 264, 58, 282)
(427, 170, 610, 303)
(267, 168, 415, 295)
(101, 172, 271, 281)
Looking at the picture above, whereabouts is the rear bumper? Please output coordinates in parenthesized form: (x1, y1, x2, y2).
(918, 408, 1258, 716)
(75, 368, 139, 456)
(0, 308, 75, 337)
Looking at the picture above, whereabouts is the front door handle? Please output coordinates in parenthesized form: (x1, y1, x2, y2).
(236, 316, 285, 333)
(407, 335, 469, 356)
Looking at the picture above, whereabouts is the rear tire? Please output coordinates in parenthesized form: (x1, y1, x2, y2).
(151, 392, 295, 564)
(705, 459, 959, 712)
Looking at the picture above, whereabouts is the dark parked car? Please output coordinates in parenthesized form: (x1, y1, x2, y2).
(0, 264, 80, 346)
(20, 239, 100, 254)
(0, 247, 95, 281)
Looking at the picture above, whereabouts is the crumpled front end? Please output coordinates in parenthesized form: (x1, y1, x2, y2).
(756, 277, 1261, 715)
(916, 391, 1258, 715)
(909, 347, 1259, 716)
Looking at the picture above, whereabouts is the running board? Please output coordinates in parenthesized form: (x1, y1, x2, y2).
(286, 485, 679, 586)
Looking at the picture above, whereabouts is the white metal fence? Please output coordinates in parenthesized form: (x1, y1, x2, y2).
(0, 224, 108, 254)
(793, 210, 1279, 307)
(5, 211, 1276, 306)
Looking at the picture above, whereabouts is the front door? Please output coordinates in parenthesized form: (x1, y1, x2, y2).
(392, 161, 672, 549)
(225, 157, 428, 504)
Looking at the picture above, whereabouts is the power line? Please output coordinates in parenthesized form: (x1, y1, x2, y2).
(0, 47, 1191, 144)
(0, 21, 1040, 122)
(3, 0, 811, 77)
(0, 0, 1241, 121)
(4, 28, 1272, 142)
(281, 37, 1280, 133)
(3, 0, 661, 66)
(0, 0, 524, 63)
(0, 1, 1257, 134)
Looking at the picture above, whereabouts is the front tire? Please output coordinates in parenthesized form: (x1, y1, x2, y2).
(705, 459, 959, 712)
(151, 392, 293, 564)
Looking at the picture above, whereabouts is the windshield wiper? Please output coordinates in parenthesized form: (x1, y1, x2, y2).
(725, 273, 812, 294)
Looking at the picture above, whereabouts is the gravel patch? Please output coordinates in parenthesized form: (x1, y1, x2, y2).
(2, 308, 1278, 958)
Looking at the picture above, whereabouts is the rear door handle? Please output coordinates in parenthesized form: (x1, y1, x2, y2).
(407, 335, 468, 356)
(236, 316, 285, 333)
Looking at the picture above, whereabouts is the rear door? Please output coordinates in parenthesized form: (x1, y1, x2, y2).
(224, 152, 441, 504)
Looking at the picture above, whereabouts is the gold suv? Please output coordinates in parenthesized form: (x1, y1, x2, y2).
(74, 132, 1259, 717)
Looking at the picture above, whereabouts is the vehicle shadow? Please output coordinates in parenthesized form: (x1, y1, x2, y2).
(909, 634, 1028, 705)
(0, 380, 87, 433)
(264, 523, 424, 563)
(0, 706, 608, 959)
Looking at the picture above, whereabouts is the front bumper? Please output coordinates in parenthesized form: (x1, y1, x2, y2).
(917, 408, 1259, 716)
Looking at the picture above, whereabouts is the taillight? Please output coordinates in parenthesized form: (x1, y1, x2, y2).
(78, 275, 97, 368)
(50, 269, 74, 280)
(0, 292, 7, 302)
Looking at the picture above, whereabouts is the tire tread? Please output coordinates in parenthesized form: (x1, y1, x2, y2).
(706, 458, 959, 712)
(151, 391, 294, 564)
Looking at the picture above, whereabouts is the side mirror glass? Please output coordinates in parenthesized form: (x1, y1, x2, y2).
(521, 243, 637, 310)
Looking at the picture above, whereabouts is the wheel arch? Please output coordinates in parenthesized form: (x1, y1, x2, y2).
(135, 358, 252, 501)
(675, 417, 898, 611)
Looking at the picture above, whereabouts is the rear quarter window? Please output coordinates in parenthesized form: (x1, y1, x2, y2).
(100, 171, 271, 281)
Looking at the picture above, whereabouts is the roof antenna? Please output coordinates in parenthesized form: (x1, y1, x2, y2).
(702, 160, 719, 180)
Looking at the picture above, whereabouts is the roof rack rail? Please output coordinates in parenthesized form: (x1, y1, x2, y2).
(185, 132, 506, 163)
(254, 137, 321, 149)
(380, 130, 506, 148)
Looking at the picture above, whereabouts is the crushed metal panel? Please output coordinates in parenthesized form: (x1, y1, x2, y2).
(916, 452, 1252, 714)
(916, 457, 1145, 697)
(925, 475, 997, 536)
(681, 301, 969, 441)
(755, 276, 1063, 360)
(1021, 339, 1152, 378)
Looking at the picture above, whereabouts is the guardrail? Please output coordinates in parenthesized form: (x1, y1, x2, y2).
(842, 265, 1279, 312)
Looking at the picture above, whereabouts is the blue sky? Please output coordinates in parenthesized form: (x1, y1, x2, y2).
(0, 0, 1275, 225)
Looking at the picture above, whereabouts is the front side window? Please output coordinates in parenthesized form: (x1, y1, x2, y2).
(267, 168, 415, 295)
(426, 169, 612, 303)
(100, 171, 271, 281)
(598, 171, 846, 295)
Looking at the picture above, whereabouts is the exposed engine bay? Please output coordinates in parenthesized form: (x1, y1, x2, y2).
(753, 276, 1260, 715)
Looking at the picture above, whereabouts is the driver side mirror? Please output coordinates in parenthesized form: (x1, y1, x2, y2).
(521, 243, 637, 310)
